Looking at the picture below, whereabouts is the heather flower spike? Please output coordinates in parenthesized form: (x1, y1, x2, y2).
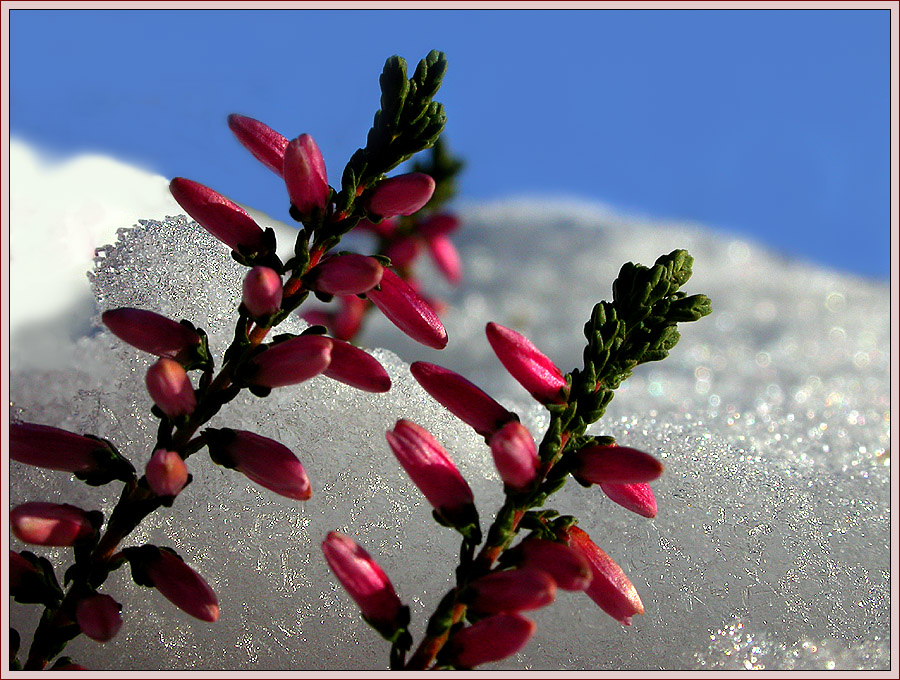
(145, 358, 196, 420)
(102, 308, 200, 359)
(410, 362, 516, 438)
(10, 502, 98, 547)
(242, 266, 283, 319)
(486, 322, 568, 405)
(600, 482, 658, 518)
(169, 177, 266, 254)
(283, 134, 329, 221)
(227, 114, 289, 176)
(508, 539, 593, 591)
(126, 546, 219, 622)
(565, 526, 644, 626)
(572, 444, 664, 485)
(444, 613, 537, 668)
(246, 335, 331, 388)
(305, 253, 384, 296)
(204, 428, 312, 501)
(321, 532, 405, 637)
(385, 420, 478, 534)
(366, 268, 448, 349)
(466, 568, 556, 615)
(75, 594, 122, 643)
(145, 449, 189, 498)
(365, 173, 435, 218)
(323, 339, 392, 393)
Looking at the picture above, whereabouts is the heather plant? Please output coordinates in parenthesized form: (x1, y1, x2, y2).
(8, 50, 710, 671)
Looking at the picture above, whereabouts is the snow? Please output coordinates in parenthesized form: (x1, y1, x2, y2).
(6, 142, 893, 671)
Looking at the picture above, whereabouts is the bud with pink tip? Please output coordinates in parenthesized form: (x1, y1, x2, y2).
(283, 134, 329, 220)
(507, 539, 593, 591)
(145, 449, 189, 498)
(417, 213, 459, 239)
(321, 531, 404, 635)
(410, 362, 515, 438)
(305, 253, 384, 296)
(11, 422, 111, 475)
(488, 421, 539, 491)
(169, 177, 266, 254)
(385, 420, 476, 529)
(242, 266, 283, 319)
(465, 568, 556, 615)
(572, 445, 663, 485)
(365, 173, 435, 218)
(355, 217, 398, 238)
(127, 546, 219, 622)
(246, 335, 331, 388)
(426, 234, 462, 284)
(384, 236, 421, 268)
(75, 593, 122, 642)
(323, 339, 391, 392)
(333, 295, 368, 340)
(564, 526, 644, 625)
(445, 613, 536, 668)
(600, 482, 658, 518)
(10, 502, 97, 546)
(366, 269, 447, 349)
(145, 358, 196, 419)
(227, 114, 289, 176)
(102, 308, 200, 359)
(204, 428, 311, 500)
(486, 322, 568, 405)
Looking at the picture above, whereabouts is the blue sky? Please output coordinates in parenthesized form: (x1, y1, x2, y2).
(9, 8, 892, 278)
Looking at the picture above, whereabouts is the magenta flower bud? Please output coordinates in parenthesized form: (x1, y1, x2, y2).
(169, 177, 266, 253)
(488, 421, 539, 491)
(355, 217, 398, 238)
(466, 568, 556, 615)
(417, 213, 460, 239)
(283, 134, 329, 220)
(446, 613, 536, 668)
(145, 449, 189, 498)
(410, 362, 515, 438)
(11, 422, 109, 474)
(564, 526, 644, 625)
(227, 114, 289, 176)
(332, 296, 367, 341)
(10, 502, 96, 546)
(572, 445, 663, 485)
(102, 308, 200, 359)
(321, 531, 404, 635)
(247, 335, 331, 388)
(242, 266, 283, 318)
(143, 548, 219, 622)
(366, 173, 435, 218)
(508, 539, 593, 591)
(426, 234, 462, 284)
(305, 253, 384, 296)
(75, 594, 122, 642)
(385, 420, 475, 528)
(9, 550, 39, 590)
(486, 322, 568, 405)
(323, 339, 391, 392)
(145, 358, 196, 419)
(366, 269, 447, 349)
(601, 482, 658, 518)
(205, 428, 311, 500)
(384, 235, 421, 268)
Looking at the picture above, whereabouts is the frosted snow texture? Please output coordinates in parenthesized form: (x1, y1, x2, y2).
(8, 204, 891, 670)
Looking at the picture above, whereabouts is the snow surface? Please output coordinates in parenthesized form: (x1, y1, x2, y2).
(6, 143, 893, 671)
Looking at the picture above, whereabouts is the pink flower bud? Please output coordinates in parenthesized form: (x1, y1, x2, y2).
(75, 594, 122, 642)
(332, 295, 367, 341)
(9, 550, 40, 590)
(417, 213, 459, 239)
(572, 445, 663, 485)
(366, 172, 435, 218)
(144, 548, 219, 622)
(227, 114, 289, 176)
(384, 235, 421, 268)
(385, 420, 475, 527)
(305, 253, 384, 296)
(446, 613, 536, 668)
(283, 134, 329, 220)
(10, 422, 110, 475)
(323, 339, 391, 392)
(247, 335, 331, 388)
(426, 234, 462, 284)
(486, 322, 568, 405)
(204, 428, 311, 501)
(488, 421, 539, 491)
(409, 362, 515, 438)
(321, 531, 403, 634)
(10, 502, 96, 546)
(600, 482, 658, 518)
(169, 177, 266, 253)
(145, 449, 189, 498)
(102, 308, 200, 359)
(355, 217, 398, 238)
(467, 568, 556, 615)
(145, 358, 196, 419)
(366, 269, 447, 349)
(508, 539, 593, 591)
(242, 266, 283, 318)
(564, 526, 644, 625)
